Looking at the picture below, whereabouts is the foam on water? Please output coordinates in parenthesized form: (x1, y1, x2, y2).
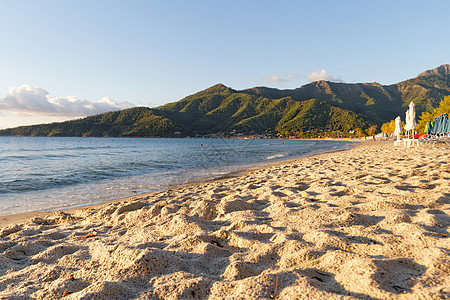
(266, 152, 290, 160)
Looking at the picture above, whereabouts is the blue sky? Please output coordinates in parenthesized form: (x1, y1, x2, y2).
(0, 0, 449, 129)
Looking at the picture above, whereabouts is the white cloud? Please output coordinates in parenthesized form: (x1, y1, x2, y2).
(306, 70, 342, 82)
(262, 74, 287, 83)
(262, 73, 300, 85)
(0, 85, 134, 116)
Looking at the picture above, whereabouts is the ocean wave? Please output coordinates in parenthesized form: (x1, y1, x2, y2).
(266, 152, 289, 160)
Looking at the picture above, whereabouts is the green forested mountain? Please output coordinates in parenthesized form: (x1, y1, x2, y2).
(157, 85, 371, 136)
(1, 64, 449, 137)
(242, 65, 450, 124)
(0, 107, 178, 137)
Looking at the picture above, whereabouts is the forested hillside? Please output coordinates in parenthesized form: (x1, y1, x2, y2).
(0, 107, 177, 137)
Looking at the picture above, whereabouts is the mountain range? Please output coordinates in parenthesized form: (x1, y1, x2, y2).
(1, 64, 449, 137)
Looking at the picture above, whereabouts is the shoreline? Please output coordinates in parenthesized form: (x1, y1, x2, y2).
(1, 140, 448, 299)
(0, 139, 358, 227)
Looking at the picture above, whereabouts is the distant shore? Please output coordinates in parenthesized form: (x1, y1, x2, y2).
(1, 140, 448, 299)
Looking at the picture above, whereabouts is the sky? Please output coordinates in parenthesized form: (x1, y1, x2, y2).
(0, 0, 449, 129)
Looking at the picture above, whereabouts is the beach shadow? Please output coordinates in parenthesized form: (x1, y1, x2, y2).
(237, 195, 257, 201)
(272, 191, 288, 198)
(122, 247, 231, 299)
(374, 228, 394, 235)
(330, 213, 384, 228)
(283, 201, 302, 208)
(210, 192, 228, 199)
(208, 220, 232, 231)
(137, 241, 169, 250)
(251, 210, 272, 219)
(306, 191, 321, 197)
(363, 177, 391, 185)
(304, 197, 319, 202)
(232, 231, 275, 243)
(421, 209, 449, 236)
(434, 193, 450, 206)
(296, 182, 310, 191)
(284, 268, 378, 300)
(330, 190, 350, 197)
(371, 258, 426, 294)
(426, 209, 449, 217)
(1, 242, 89, 278)
(354, 213, 385, 227)
(347, 235, 383, 246)
(307, 204, 321, 210)
(250, 199, 271, 210)
(322, 230, 384, 246)
(394, 184, 418, 192)
(329, 181, 345, 187)
(243, 217, 274, 227)
(269, 185, 282, 191)
(272, 226, 288, 232)
(418, 181, 436, 189)
(403, 204, 425, 212)
(372, 176, 392, 183)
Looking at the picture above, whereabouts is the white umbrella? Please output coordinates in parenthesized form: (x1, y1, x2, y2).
(409, 101, 416, 135)
(394, 116, 402, 141)
(404, 109, 411, 133)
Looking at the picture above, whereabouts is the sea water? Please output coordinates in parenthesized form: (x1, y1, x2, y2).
(0, 137, 355, 215)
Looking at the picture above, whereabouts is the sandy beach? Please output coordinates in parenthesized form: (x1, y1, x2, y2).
(0, 141, 448, 299)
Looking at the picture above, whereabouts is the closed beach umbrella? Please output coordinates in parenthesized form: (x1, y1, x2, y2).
(431, 117, 438, 134)
(443, 113, 449, 133)
(404, 109, 411, 133)
(409, 102, 416, 134)
(394, 116, 402, 140)
(446, 114, 450, 133)
(436, 114, 444, 134)
(431, 116, 437, 134)
(424, 120, 431, 134)
(441, 114, 447, 133)
(438, 115, 445, 134)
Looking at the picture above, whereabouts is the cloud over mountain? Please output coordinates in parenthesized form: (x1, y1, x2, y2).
(263, 71, 342, 86)
(0, 85, 134, 116)
(306, 70, 342, 82)
(262, 73, 300, 85)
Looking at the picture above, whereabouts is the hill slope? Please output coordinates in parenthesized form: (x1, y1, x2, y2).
(156, 85, 371, 135)
(242, 64, 450, 123)
(0, 107, 178, 137)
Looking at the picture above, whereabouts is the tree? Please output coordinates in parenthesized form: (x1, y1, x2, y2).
(433, 95, 450, 116)
(381, 120, 395, 134)
(381, 119, 406, 134)
(355, 128, 365, 137)
(367, 125, 377, 136)
(417, 111, 433, 133)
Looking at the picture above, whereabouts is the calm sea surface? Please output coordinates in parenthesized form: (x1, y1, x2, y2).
(0, 137, 355, 215)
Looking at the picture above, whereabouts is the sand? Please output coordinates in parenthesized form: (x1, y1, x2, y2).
(0, 141, 448, 299)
